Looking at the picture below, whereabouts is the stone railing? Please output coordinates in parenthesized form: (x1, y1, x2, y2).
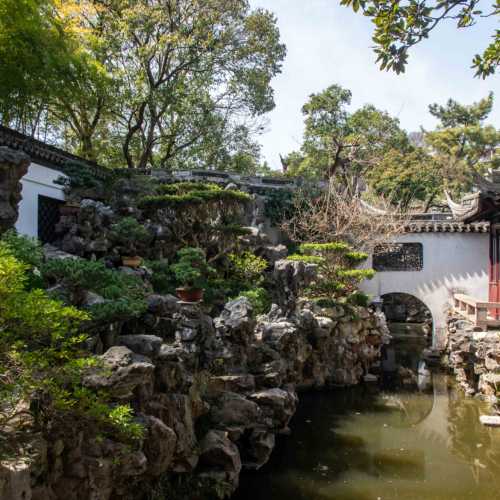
(453, 293, 500, 330)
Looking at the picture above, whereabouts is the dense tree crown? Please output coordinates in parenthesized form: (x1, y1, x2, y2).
(0, 0, 286, 171)
(284, 84, 499, 211)
(340, 0, 499, 77)
(283, 84, 409, 191)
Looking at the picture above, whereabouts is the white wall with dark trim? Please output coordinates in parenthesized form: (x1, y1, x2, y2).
(15, 163, 66, 239)
(360, 232, 490, 347)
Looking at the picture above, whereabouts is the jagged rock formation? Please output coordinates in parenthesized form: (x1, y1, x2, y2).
(3, 265, 390, 500)
(0, 147, 30, 234)
(446, 316, 500, 400)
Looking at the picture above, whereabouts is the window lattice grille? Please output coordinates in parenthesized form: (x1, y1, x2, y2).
(373, 243, 423, 272)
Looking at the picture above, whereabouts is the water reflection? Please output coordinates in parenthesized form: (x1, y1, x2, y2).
(233, 345, 500, 500)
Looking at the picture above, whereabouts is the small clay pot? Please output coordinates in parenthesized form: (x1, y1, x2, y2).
(176, 287, 204, 303)
(122, 256, 142, 268)
(59, 203, 80, 216)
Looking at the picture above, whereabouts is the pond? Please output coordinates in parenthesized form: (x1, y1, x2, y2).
(232, 343, 500, 500)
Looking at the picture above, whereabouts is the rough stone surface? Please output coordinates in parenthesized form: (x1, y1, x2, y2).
(12, 256, 389, 500)
(0, 147, 30, 234)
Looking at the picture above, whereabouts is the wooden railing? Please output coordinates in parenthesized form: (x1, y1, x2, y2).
(453, 294, 500, 329)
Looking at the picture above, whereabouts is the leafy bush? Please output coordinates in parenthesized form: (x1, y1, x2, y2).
(41, 258, 147, 321)
(263, 189, 295, 226)
(110, 217, 151, 256)
(170, 247, 216, 289)
(288, 241, 374, 302)
(0, 245, 143, 458)
(237, 287, 271, 315)
(228, 251, 268, 287)
(137, 182, 252, 261)
(0, 230, 44, 289)
(146, 259, 175, 295)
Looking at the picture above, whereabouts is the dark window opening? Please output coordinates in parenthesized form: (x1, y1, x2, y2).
(38, 195, 63, 244)
(373, 242, 423, 272)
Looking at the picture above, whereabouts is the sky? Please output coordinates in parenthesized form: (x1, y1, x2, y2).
(248, 0, 499, 170)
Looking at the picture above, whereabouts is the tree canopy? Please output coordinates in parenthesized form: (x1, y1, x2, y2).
(283, 84, 409, 194)
(0, 0, 286, 172)
(340, 0, 499, 77)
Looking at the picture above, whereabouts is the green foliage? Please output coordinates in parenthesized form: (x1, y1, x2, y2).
(237, 288, 271, 316)
(140, 183, 251, 211)
(284, 85, 409, 187)
(294, 240, 373, 302)
(287, 254, 325, 265)
(0, 244, 143, 457)
(0, 230, 43, 289)
(146, 260, 175, 295)
(368, 147, 442, 209)
(263, 189, 295, 226)
(369, 93, 499, 209)
(346, 291, 371, 307)
(41, 258, 147, 321)
(138, 182, 252, 261)
(170, 248, 216, 289)
(340, 0, 498, 78)
(228, 252, 268, 287)
(110, 217, 151, 256)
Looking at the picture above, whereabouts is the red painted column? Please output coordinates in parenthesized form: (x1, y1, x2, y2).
(489, 225, 500, 319)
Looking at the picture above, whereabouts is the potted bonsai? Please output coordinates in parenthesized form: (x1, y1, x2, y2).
(170, 247, 215, 302)
(110, 217, 151, 268)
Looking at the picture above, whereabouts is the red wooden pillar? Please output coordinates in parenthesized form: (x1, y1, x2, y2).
(489, 224, 500, 319)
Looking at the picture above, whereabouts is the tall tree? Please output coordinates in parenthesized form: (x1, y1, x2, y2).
(425, 93, 500, 192)
(368, 93, 500, 210)
(340, 0, 499, 77)
(284, 84, 409, 194)
(91, 0, 286, 169)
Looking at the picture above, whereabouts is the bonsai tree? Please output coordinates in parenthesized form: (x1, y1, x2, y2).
(41, 258, 147, 321)
(110, 217, 151, 260)
(138, 182, 251, 261)
(170, 247, 216, 301)
(288, 241, 375, 305)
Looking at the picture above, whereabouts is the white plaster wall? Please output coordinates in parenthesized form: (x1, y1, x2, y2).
(15, 163, 66, 238)
(359, 232, 490, 346)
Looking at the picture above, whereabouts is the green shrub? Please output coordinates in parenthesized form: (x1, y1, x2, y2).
(0, 230, 44, 289)
(0, 245, 143, 457)
(110, 217, 151, 256)
(41, 258, 147, 321)
(228, 251, 268, 287)
(170, 247, 216, 289)
(237, 287, 271, 316)
(146, 259, 175, 295)
(346, 291, 371, 307)
(293, 240, 374, 301)
(263, 189, 295, 226)
(287, 254, 324, 264)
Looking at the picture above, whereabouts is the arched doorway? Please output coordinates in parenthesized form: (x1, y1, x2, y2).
(380, 293, 433, 385)
(381, 292, 433, 341)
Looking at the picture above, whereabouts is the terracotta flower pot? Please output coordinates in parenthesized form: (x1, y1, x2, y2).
(176, 287, 204, 303)
(122, 256, 142, 268)
(59, 203, 80, 216)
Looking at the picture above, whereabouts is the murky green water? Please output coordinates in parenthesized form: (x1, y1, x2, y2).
(233, 347, 500, 500)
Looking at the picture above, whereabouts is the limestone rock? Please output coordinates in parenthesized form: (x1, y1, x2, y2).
(214, 297, 256, 344)
(83, 346, 154, 399)
(210, 392, 261, 429)
(199, 430, 242, 474)
(0, 147, 30, 234)
(0, 460, 32, 500)
(143, 416, 177, 476)
(118, 334, 162, 358)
